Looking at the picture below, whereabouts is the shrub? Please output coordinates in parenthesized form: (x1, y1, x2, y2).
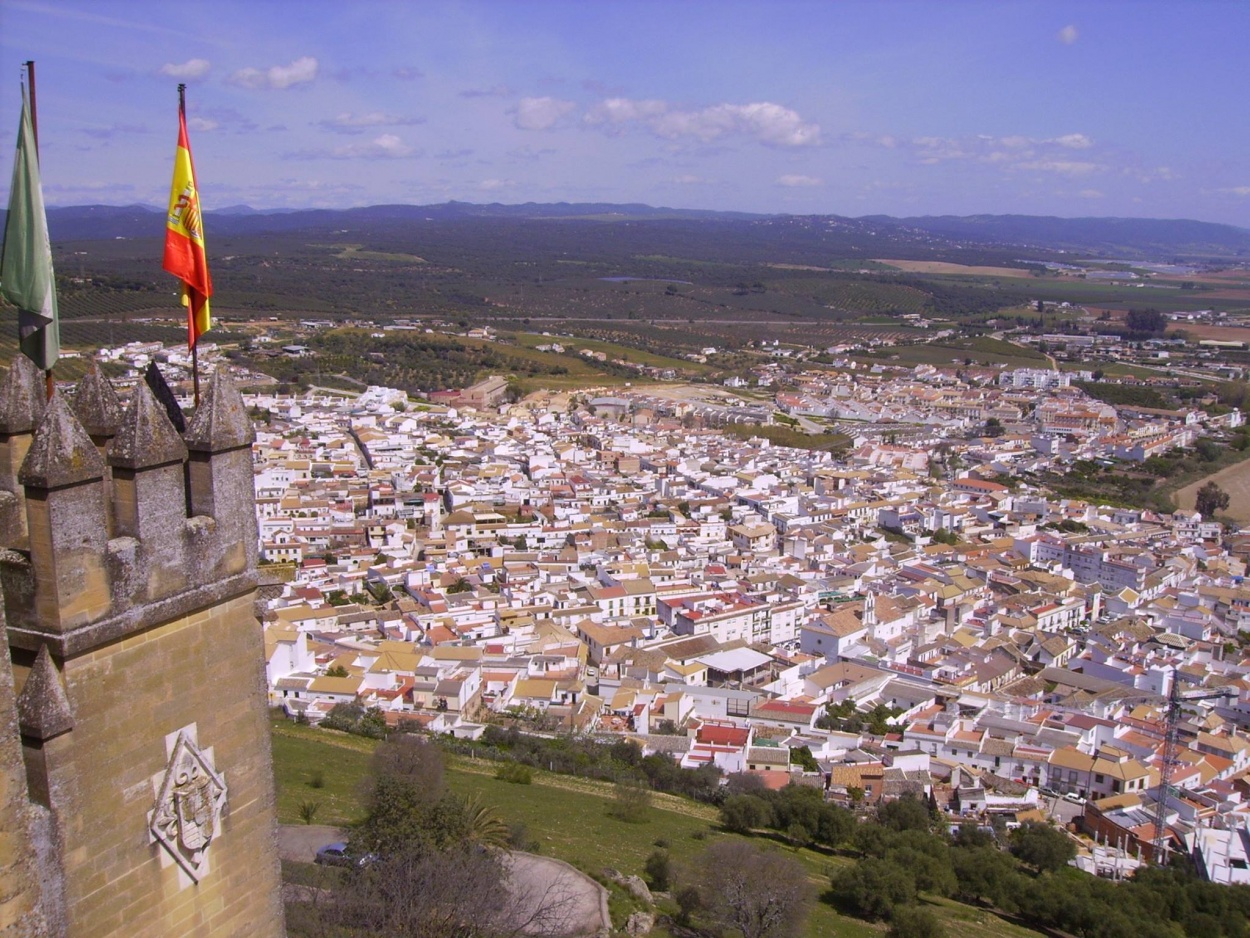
(831, 857, 915, 921)
(608, 781, 652, 823)
(495, 762, 534, 784)
(644, 849, 673, 891)
(720, 794, 772, 834)
(674, 885, 702, 927)
(696, 841, 812, 938)
(888, 905, 945, 938)
(1009, 821, 1076, 872)
(507, 821, 540, 852)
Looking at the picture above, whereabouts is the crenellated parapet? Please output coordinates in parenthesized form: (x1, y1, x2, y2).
(0, 355, 46, 548)
(0, 365, 259, 658)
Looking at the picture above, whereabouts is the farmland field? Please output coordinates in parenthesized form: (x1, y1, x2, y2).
(1167, 323, 1250, 344)
(1175, 459, 1250, 521)
(874, 259, 1038, 278)
(509, 331, 714, 375)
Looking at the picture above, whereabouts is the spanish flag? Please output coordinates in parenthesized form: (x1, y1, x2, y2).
(162, 97, 211, 348)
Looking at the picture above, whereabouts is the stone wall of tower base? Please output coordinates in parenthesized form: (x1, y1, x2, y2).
(13, 589, 284, 938)
(0, 638, 53, 938)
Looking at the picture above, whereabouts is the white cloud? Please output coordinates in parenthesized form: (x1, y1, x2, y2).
(82, 122, 149, 140)
(197, 107, 259, 134)
(1017, 159, 1098, 176)
(911, 136, 970, 162)
(316, 112, 425, 134)
(1219, 186, 1250, 197)
(1058, 24, 1079, 44)
(230, 56, 318, 90)
(586, 98, 820, 148)
(160, 59, 210, 79)
(507, 145, 556, 162)
(370, 134, 413, 158)
(672, 174, 711, 185)
(513, 97, 575, 131)
(1079, 189, 1104, 199)
(188, 117, 218, 132)
(460, 85, 512, 99)
(591, 98, 669, 125)
(880, 133, 1103, 176)
(777, 174, 823, 187)
(274, 178, 367, 193)
(478, 178, 514, 191)
(1052, 133, 1092, 149)
(285, 133, 416, 160)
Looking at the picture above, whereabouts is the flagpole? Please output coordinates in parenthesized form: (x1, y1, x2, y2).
(179, 83, 202, 409)
(24, 62, 37, 150)
(25, 60, 53, 401)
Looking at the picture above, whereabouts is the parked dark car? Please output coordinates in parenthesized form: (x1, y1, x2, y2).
(314, 842, 376, 868)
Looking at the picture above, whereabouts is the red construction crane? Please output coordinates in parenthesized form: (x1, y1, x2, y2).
(1151, 668, 1235, 863)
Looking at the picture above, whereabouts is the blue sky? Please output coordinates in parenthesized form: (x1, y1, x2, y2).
(1, 0, 1247, 225)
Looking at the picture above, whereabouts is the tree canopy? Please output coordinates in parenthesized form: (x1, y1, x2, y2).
(1196, 481, 1230, 520)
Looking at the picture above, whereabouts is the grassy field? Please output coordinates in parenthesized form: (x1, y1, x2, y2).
(1011, 277, 1250, 313)
(330, 244, 428, 264)
(857, 335, 1047, 370)
(271, 720, 1043, 938)
(1059, 360, 1160, 379)
(272, 723, 374, 826)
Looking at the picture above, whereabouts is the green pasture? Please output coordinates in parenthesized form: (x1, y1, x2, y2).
(271, 721, 1042, 937)
(858, 335, 1046, 369)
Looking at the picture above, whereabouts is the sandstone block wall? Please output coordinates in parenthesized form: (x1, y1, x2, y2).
(0, 359, 284, 938)
(0, 633, 48, 938)
(13, 590, 283, 937)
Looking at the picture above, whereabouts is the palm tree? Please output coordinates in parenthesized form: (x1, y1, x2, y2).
(461, 793, 509, 849)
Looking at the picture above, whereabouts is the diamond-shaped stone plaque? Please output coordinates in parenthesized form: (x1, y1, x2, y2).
(148, 728, 227, 882)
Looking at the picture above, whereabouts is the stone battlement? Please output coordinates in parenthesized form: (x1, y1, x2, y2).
(0, 357, 258, 658)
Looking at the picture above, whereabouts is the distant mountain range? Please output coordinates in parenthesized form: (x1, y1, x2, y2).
(14, 201, 1250, 259)
(874, 214, 1250, 258)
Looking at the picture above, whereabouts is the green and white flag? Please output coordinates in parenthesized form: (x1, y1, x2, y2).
(0, 84, 59, 371)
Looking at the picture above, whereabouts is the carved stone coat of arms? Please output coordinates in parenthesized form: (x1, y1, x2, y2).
(148, 727, 227, 882)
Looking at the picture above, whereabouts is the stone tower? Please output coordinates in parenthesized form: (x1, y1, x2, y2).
(0, 358, 284, 937)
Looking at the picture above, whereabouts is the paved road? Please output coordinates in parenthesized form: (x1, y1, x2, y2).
(278, 824, 346, 863)
(504, 852, 610, 938)
(277, 827, 610, 937)
(1042, 794, 1086, 827)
